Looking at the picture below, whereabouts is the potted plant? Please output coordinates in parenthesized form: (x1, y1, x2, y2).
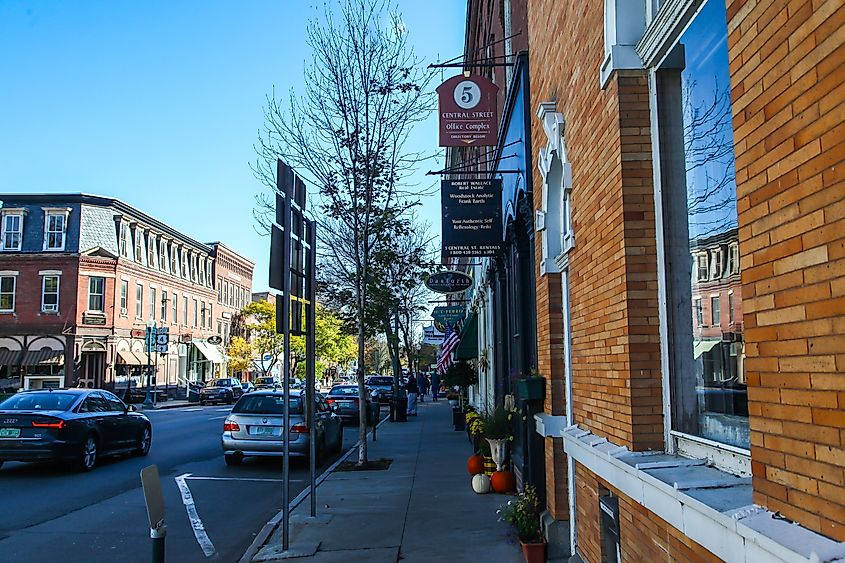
(516, 370, 545, 402)
(499, 485, 547, 563)
(446, 391, 460, 408)
(441, 361, 479, 411)
(482, 406, 516, 492)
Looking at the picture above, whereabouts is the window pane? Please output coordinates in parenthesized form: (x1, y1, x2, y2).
(659, 0, 746, 448)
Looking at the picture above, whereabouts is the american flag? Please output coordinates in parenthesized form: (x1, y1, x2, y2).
(437, 325, 460, 374)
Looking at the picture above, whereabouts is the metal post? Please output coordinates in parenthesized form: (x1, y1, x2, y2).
(306, 218, 317, 517)
(280, 189, 292, 552)
(144, 325, 153, 407)
(153, 324, 158, 407)
(151, 525, 166, 563)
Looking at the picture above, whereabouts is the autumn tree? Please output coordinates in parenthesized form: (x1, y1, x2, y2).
(241, 300, 284, 378)
(253, 0, 434, 466)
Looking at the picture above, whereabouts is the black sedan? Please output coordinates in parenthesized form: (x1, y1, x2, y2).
(199, 378, 244, 405)
(326, 385, 375, 425)
(0, 389, 151, 472)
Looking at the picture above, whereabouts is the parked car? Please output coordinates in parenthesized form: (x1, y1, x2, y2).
(221, 390, 343, 466)
(0, 389, 151, 472)
(241, 381, 256, 394)
(199, 378, 244, 405)
(365, 375, 395, 404)
(254, 376, 281, 390)
(326, 385, 375, 424)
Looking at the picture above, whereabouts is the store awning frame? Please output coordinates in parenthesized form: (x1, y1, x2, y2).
(454, 313, 479, 361)
(193, 341, 227, 365)
(20, 349, 65, 366)
(693, 339, 721, 359)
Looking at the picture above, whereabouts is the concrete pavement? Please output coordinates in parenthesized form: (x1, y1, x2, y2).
(251, 400, 522, 562)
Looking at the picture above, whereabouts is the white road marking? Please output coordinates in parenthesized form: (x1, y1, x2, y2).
(175, 473, 217, 558)
(216, 408, 231, 412)
(185, 475, 304, 483)
(176, 407, 203, 412)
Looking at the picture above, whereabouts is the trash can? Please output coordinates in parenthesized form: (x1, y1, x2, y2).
(391, 397, 408, 422)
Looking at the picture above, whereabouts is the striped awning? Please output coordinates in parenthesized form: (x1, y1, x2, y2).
(116, 350, 146, 365)
(0, 349, 21, 366)
(20, 349, 65, 366)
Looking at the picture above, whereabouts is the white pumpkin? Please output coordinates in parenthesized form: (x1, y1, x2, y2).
(472, 473, 491, 494)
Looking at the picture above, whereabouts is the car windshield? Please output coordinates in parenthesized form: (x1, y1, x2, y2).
(368, 377, 393, 386)
(329, 386, 359, 396)
(214, 379, 231, 387)
(0, 392, 77, 411)
(233, 395, 303, 415)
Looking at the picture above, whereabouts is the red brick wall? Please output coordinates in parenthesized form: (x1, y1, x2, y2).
(527, 0, 663, 454)
(728, 0, 845, 540)
(575, 464, 719, 563)
(0, 255, 79, 332)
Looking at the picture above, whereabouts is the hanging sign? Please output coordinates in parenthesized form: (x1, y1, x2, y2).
(441, 178, 502, 258)
(425, 271, 473, 294)
(436, 74, 499, 146)
(432, 305, 465, 326)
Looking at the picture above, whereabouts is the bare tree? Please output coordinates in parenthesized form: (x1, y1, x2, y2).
(253, 0, 434, 466)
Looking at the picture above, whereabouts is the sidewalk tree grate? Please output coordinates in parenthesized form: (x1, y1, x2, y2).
(335, 458, 393, 472)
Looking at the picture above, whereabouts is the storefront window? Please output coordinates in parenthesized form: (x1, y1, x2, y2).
(656, 0, 746, 449)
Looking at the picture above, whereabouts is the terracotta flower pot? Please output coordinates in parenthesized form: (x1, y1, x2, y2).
(490, 470, 515, 493)
(467, 454, 484, 475)
(520, 539, 547, 563)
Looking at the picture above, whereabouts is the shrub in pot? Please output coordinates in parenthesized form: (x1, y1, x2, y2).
(498, 485, 547, 563)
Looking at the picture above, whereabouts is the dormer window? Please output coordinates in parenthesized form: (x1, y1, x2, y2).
(159, 238, 168, 273)
(1, 211, 23, 251)
(711, 248, 722, 279)
(43, 208, 70, 251)
(170, 243, 179, 274)
(182, 250, 189, 280)
(134, 228, 144, 263)
(147, 233, 157, 269)
(119, 223, 130, 257)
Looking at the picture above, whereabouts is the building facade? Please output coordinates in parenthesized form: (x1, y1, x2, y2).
(0, 194, 253, 395)
(523, 0, 845, 561)
(211, 242, 255, 345)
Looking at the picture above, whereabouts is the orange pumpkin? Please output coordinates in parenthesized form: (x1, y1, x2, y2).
(491, 470, 516, 493)
(467, 454, 485, 475)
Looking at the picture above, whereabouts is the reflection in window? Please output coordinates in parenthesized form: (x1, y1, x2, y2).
(657, 0, 746, 449)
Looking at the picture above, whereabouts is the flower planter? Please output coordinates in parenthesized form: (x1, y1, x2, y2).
(448, 399, 459, 408)
(520, 539, 547, 563)
(517, 377, 545, 401)
(486, 438, 508, 471)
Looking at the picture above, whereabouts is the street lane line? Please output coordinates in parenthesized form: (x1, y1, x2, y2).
(185, 476, 304, 483)
(175, 472, 217, 558)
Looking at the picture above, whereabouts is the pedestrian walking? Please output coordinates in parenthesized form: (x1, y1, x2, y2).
(406, 373, 419, 416)
(431, 371, 440, 401)
(418, 373, 428, 402)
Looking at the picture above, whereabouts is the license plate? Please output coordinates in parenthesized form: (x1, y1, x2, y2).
(339, 401, 353, 408)
(0, 428, 20, 438)
(249, 426, 280, 436)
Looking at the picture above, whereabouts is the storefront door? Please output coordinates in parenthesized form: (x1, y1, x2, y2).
(79, 352, 105, 388)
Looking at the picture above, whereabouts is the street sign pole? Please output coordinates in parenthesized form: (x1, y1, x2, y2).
(306, 217, 317, 517)
(280, 182, 292, 552)
(140, 465, 166, 563)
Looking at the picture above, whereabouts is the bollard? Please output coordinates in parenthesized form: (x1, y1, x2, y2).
(151, 524, 166, 563)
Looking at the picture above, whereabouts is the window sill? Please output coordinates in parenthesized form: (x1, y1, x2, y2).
(0, 310, 15, 315)
(562, 425, 842, 562)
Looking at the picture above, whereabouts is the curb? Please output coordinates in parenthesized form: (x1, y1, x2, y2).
(238, 416, 391, 563)
(138, 401, 196, 411)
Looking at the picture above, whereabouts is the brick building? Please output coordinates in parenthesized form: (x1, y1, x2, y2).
(210, 242, 254, 345)
(0, 194, 253, 395)
(522, 0, 845, 561)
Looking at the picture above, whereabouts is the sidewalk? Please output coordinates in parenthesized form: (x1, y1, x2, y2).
(250, 399, 522, 562)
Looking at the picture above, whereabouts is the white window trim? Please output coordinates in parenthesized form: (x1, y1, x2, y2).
(41, 274, 60, 313)
(135, 283, 144, 319)
(119, 279, 129, 317)
(42, 208, 70, 252)
(0, 272, 18, 313)
(1, 210, 24, 251)
(87, 276, 106, 313)
(601, 0, 647, 88)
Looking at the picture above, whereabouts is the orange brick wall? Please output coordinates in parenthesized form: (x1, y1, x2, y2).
(527, 0, 663, 454)
(575, 464, 719, 563)
(727, 0, 845, 541)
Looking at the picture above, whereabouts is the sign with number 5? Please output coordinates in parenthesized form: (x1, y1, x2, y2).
(436, 74, 499, 147)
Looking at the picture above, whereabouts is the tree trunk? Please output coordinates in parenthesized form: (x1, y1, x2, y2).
(383, 316, 402, 398)
(356, 306, 368, 466)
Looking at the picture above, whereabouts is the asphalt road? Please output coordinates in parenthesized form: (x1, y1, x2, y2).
(0, 404, 365, 563)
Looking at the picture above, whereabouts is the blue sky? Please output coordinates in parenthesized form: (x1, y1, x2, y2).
(0, 1, 464, 290)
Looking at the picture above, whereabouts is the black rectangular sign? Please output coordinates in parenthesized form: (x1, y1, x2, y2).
(441, 178, 502, 258)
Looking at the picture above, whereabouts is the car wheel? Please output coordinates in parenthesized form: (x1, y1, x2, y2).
(79, 435, 98, 472)
(199, 400, 206, 406)
(135, 426, 152, 456)
(224, 454, 242, 466)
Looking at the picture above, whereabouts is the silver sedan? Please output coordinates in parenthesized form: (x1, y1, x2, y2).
(221, 390, 343, 466)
